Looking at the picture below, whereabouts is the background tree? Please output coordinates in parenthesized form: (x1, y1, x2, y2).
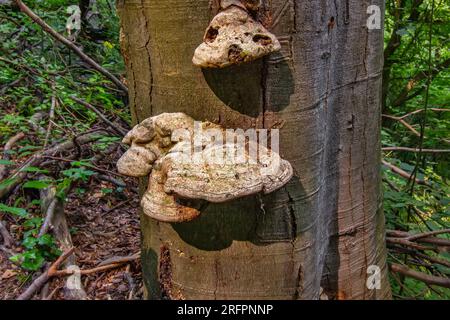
(118, 0, 391, 300)
(381, 0, 450, 299)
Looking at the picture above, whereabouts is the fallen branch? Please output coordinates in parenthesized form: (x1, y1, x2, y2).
(50, 252, 140, 279)
(69, 96, 127, 136)
(55, 262, 130, 276)
(13, 0, 128, 93)
(390, 263, 450, 289)
(39, 177, 87, 300)
(17, 248, 74, 300)
(0, 132, 25, 180)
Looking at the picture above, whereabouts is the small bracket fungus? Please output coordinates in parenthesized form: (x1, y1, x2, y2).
(117, 113, 293, 223)
(192, 3, 281, 68)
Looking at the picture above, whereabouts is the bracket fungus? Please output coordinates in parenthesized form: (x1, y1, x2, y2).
(117, 113, 293, 223)
(192, 3, 280, 68)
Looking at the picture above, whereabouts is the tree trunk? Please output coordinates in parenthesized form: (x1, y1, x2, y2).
(117, 0, 391, 300)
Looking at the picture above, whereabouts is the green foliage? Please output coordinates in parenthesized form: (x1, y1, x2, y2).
(383, 0, 449, 300)
(0, 1, 127, 276)
(0, 203, 29, 218)
(10, 228, 61, 271)
(22, 180, 52, 190)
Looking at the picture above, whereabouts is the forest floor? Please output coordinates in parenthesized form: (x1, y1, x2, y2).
(0, 152, 144, 300)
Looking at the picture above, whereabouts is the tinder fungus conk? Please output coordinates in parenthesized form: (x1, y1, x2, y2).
(192, 6, 281, 68)
(117, 113, 293, 223)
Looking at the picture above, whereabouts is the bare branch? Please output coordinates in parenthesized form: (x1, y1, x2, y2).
(406, 229, 450, 242)
(390, 263, 450, 289)
(382, 114, 420, 136)
(397, 108, 450, 120)
(382, 160, 429, 186)
(386, 237, 434, 251)
(383, 147, 450, 153)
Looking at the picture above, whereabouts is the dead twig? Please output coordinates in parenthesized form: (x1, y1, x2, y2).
(43, 286, 61, 300)
(101, 199, 133, 217)
(96, 252, 140, 267)
(13, 0, 128, 93)
(69, 96, 127, 136)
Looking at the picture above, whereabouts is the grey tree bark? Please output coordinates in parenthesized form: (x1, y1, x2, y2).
(117, 0, 391, 300)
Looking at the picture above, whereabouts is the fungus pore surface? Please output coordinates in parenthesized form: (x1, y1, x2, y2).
(117, 113, 293, 223)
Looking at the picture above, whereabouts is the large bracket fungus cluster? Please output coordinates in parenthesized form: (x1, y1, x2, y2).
(117, 113, 293, 223)
(192, 0, 280, 68)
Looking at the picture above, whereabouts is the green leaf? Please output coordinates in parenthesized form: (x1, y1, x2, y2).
(22, 236, 38, 250)
(21, 251, 45, 271)
(23, 217, 43, 229)
(0, 203, 28, 218)
(0, 177, 18, 189)
(21, 166, 49, 174)
(0, 159, 14, 165)
(9, 254, 21, 264)
(22, 180, 51, 190)
(38, 234, 54, 246)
